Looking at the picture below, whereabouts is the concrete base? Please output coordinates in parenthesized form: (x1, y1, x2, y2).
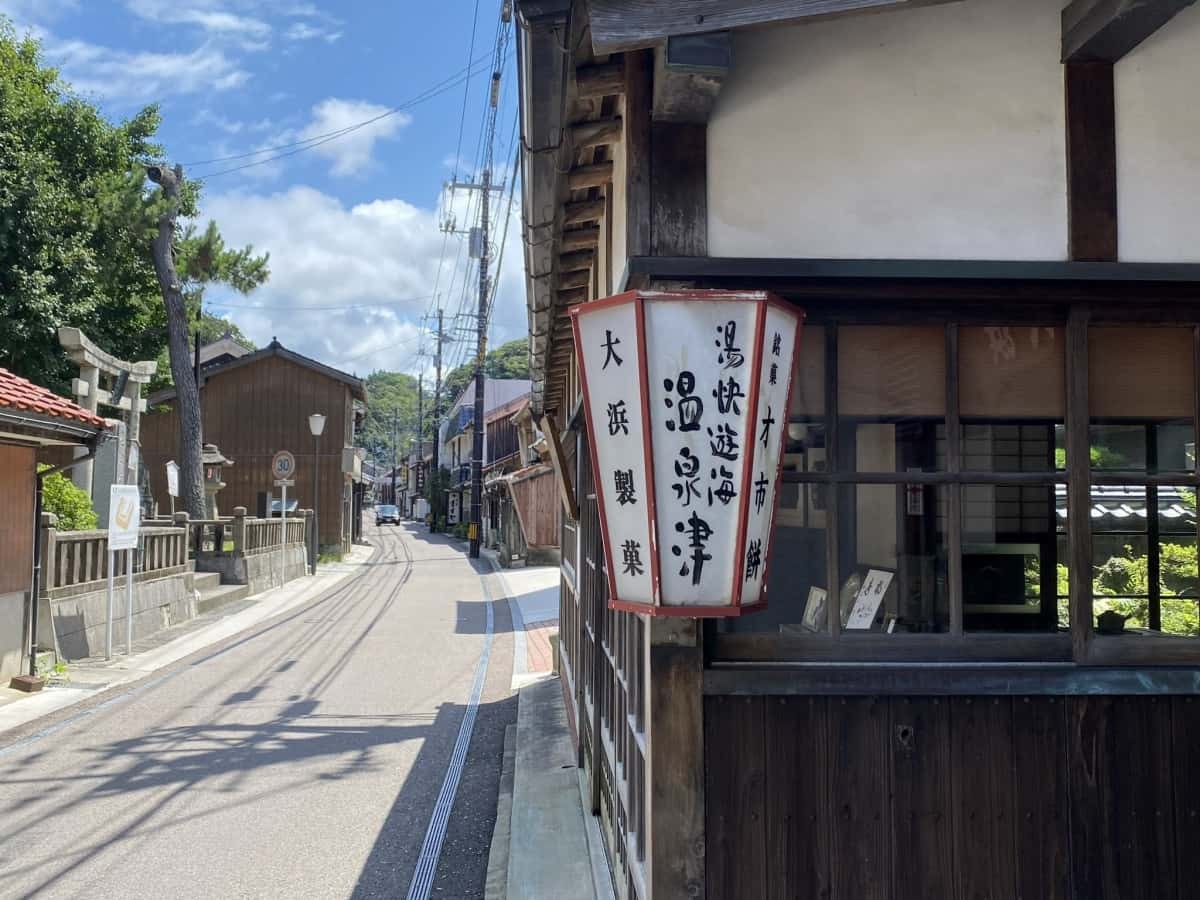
(242, 546, 309, 595)
(506, 675, 610, 900)
(51, 571, 198, 661)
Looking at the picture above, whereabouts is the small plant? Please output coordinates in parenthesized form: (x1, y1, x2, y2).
(39, 468, 98, 530)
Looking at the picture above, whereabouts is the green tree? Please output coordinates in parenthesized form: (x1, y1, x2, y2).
(39, 468, 97, 531)
(0, 24, 165, 391)
(441, 338, 530, 409)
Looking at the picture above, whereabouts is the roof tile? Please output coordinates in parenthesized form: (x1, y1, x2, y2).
(0, 368, 108, 428)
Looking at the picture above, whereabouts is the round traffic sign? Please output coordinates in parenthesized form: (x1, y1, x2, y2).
(271, 450, 296, 481)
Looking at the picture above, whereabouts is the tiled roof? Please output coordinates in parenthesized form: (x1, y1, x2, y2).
(0, 368, 108, 428)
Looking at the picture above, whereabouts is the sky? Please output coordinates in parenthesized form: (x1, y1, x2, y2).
(0, 0, 526, 381)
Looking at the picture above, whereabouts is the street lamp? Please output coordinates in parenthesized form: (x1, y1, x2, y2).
(308, 413, 326, 575)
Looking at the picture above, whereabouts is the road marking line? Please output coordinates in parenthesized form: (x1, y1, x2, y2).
(406, 582, 495, 900)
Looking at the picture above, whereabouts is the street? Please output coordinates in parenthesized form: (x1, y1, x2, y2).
(0, 522, 517, 900)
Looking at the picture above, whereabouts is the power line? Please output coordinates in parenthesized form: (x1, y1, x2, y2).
(192, 59, 493, 180)
(183, 53, 492, 169)
(207, 294, 435, 311)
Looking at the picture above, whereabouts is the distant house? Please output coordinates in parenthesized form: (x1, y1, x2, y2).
(141, 339, 368, 554)
(484, 395, 561, 566)
(438, 377, 530, 525)
(198, 333, 253, 372)
(0, 368, 109, 682)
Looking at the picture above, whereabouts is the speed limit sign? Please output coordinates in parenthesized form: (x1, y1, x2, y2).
(271, 450, 296, 482)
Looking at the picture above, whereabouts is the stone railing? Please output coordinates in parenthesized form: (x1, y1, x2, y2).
(39, 514, 190, 600)
(179, 507, 312, 590)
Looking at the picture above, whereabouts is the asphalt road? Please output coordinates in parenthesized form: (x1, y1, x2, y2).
(0, 521, 517, 899)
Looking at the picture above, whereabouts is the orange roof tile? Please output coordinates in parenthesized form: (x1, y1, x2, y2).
(0, 368, 108, 428)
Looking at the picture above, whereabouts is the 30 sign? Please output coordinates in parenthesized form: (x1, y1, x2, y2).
(571, 290, 803, 617)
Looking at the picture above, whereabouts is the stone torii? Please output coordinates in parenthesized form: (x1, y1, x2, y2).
(58, 327, 157, 495)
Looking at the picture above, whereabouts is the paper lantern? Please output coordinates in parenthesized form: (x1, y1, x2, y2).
(571, 289, 804, 616)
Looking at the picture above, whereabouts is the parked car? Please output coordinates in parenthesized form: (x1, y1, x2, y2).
(375, 504, 400, 526)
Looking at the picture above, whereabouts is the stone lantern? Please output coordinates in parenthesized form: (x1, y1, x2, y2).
(202, 443, 234, 519)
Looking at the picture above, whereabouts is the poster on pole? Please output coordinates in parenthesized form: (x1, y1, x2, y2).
(108, 484, 141, 551)
(165, 460, 179, 498)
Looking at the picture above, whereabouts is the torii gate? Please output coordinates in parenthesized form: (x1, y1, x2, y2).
(58, 328, 157, 496)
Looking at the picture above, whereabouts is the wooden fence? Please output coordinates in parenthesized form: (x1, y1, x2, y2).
(40, 517, 190, 599)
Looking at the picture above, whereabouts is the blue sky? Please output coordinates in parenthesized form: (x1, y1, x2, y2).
(1, 0, 525, 379)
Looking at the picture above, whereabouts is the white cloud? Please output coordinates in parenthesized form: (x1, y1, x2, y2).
(284, 21, 340, 42)
(0, 0, 77, 24)
(295, 98, 410, 177)
(199, 185, 527, 377)
(44, 37, 249, 104)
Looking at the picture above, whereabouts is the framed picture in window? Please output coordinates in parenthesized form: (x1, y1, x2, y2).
(801, 586, 828, 632)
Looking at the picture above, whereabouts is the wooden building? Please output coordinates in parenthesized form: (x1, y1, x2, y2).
(0, 368, 109, 682)
(141, 340, 366, 553)
(484, 395, 562, 564)
(516, 1, 1200, 898)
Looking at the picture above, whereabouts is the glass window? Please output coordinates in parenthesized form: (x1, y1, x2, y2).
(839, 326, 946, 473)
(962, 483, 1067, 633)
(960, 326, 1064, 419)
(836, 484, 949, 634)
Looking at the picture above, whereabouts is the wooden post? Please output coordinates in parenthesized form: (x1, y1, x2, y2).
(40, 513, 58, 597)
(647, 617, 706, 899)
(1067, 308, 1093, 660)
(232, 507, 248, 555)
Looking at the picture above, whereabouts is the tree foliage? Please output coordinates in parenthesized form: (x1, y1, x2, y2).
(441, 338, 530, 410)
(0, 23, 268, 394)
(39, 468, 97, 531)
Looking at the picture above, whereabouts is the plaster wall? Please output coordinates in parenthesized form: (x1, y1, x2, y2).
(707, 0, 1067, 261)
(1115, 2, 1200, 262)
(0, 590, 24, 681)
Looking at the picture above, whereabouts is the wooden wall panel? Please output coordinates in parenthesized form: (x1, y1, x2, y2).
(1012, 697, 1070, 900)
(891, 698, 953, 900)
(705, 696, 766, 900)
(705, 693, 1200, 900)
(950, 698, 1016, 900)
(141, 355, 353, 545)
(764, 697, 830, 900)
(829, 698, 891, 900)
(0, 445, 36, 594)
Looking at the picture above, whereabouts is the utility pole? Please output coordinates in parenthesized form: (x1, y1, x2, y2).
(431, 308, 445, 475)
(469, 168, 491, 559)
(390, 408, 398, 506)
(416, 374, 424, 498)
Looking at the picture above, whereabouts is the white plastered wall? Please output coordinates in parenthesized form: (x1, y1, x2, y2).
(1115, 2, 1200, 262)
(707, 0, 1067, 261)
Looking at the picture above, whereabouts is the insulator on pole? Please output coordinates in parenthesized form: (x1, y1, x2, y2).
(490, 72, 501, 108)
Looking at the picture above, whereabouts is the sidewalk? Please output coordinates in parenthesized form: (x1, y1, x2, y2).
(0, 544, 373, 739)
(482, 556, 614, 900)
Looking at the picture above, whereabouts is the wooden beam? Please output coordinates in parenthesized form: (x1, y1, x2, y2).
(563, 199, 607, 226)
(558, 268, 592, 289)
(575, 61, 626, 98)
(570, 117, 623, 148)
(588, 0, 961, 54)
(558, 249, 594, 272)
(625, 49, 653, 258)
(560, 225, 601, 251)
(1065, 62, 1117, 261)
(566, 162, 614, 191)
(1062, 0, 1196, 61)
(653, 32, 731, 123)
(651, 121, 707, 256)
(558, 287, 589, 306)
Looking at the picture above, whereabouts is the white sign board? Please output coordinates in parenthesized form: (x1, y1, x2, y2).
(846, 568, 895, 630)
(165, 460, 179, 498)
(108, 484, 141, 551)
(574, 290, 803, 615)
(271, 450, 296, 482)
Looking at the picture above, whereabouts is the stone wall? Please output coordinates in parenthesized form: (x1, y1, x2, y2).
(51, 570, 198, 661)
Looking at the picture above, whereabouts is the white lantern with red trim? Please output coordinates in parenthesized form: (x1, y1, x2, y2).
(571, 289, 804, 617)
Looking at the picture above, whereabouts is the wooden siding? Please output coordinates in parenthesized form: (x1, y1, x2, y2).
(0, 445, 35, 594)
(706, 694, 1200, 900)
(140, 355, 354, 547)
(509, 469, 561, 548)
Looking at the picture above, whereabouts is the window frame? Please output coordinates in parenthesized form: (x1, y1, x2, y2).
(707, 311, 1200, 667)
